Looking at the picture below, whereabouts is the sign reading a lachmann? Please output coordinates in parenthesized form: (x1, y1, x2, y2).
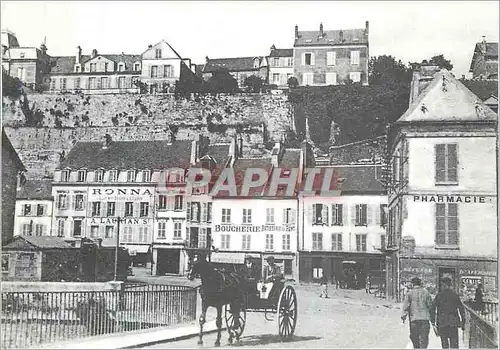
(214, 224, 296, 232)
(413, 195, 489, 203)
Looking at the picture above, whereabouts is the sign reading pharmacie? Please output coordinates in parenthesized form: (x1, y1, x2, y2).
(412, 195, 492, 203)
(88, 187, 154, 202)
(214, 224, 296, 233)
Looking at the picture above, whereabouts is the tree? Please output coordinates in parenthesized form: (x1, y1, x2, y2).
(204, 68, 239, 93)
(287, 76, 299, 89)
(2, 69, 22, 99)
(244, 75, 263, 93)
(410, 54, 454, 71)
(369, 55, 412, 87)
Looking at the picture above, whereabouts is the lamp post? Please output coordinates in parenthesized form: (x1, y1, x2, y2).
(113, 217, 121, 281)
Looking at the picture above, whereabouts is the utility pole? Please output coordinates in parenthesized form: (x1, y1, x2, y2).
(114, 217, 121, 281)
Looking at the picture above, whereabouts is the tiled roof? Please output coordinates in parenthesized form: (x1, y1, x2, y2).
(59, 140, 193, 170)
(330, 136, 386, 165)
(294, 28, 367, 47)
(461, 79, 498, 101)
(4, 236, 73, 250)
(203, 57, 264, 73)
(304, 165, 385, 194)
(17, 179, 52, 200)
(476, 42, 499, 57)
(269, 48, 293, 57)
(49, 53, 141, 74)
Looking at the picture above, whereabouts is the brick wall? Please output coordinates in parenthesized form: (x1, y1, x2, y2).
(2, 93, 294, 178)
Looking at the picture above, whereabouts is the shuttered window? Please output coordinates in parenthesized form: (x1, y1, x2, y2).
(331, 233, 342, 251)
(312, 204, 328, 225)
(354, 204, 367, 226)
(312, 232, 323, 250)
(331, 204, 343, 226)
(435, 144, 458, 183)
(356, 234, 367, 252)
(436, 203, 459, 246)
(327, 51, 336, 66)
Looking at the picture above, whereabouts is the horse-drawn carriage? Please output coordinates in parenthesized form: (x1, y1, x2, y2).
(186, 249, 297, 346)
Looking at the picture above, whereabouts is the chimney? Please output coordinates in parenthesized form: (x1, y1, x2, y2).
(238, 136, 243, 158)
(339, 30, 344, 42)
(205, 56, 209, 64)
(365, 21, 369, 35)
(270, 44, 276, 52)
(190, 134, 201, 165)
(40, 42, 47, 55)
(271, 142, 281, 167)
(102, 134, 112, 149)
(481, 36, 487, 53)
(91, 48, 98, 58)
(76, 46, 82, 64)
(148, 44, 152, 49)
(319, 23, 324, 37)
(229, 135, 238, 160)
(295, 25, 299, 40)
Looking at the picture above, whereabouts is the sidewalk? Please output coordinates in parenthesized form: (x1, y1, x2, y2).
(36, 319, 225, 349)
(405, 329, 466, 349)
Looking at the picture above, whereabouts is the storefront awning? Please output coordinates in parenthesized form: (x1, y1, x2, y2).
(121, 244, 150, 256)
(210, 252, 246, 264)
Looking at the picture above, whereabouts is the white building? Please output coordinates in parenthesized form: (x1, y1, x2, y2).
(51, 135, 194, 267)
(386, 68, 498, 300)
(268, 45, 294, 89)
(14, 179, 53, 237)
(298, 165, 387, 284)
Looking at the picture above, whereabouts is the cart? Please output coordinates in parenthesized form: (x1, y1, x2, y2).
(224, 278, 298, 341)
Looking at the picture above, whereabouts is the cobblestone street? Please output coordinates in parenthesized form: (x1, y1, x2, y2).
(137, 281, 451, 349)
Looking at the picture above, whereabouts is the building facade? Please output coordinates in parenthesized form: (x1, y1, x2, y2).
(202, 56, 269, 88)
(268, 45, 294, 89)
(298, 165, 387, 285)
(469, 37, 498, 80)
(386, 68, 498, 301)
(293, 22, 369, 86)
(2, 128, 26, 244)
(14, 179, 53, 238)
(51, 135, 194, 268)
(1, 29, 50, 90)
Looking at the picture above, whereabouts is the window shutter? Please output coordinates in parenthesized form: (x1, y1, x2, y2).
(435, 144, 446, 182)
(301, 53, 305, 66)
(367, 205, 373, 225)
(68, 220, 73, 237)
(117, 202, 125, 217)
(133, 203, 139, 217)
(308, 205, 314, 224)
(87, 202, 93, 217)
(282, 208, 287, 224)
(351, 205, 357, 225)
(375, 205, 381, 225)
(447, 144, 458, 182)
(99, 225, 105, 239)
(291, 209, 296, 225)
(101, 202, 107, 217)
(322, 205, 329, 225)
(311, 53, 315, 66)
(341, 205, 346, 226)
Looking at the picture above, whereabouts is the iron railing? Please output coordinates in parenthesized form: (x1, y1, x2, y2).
(1, 284, 197, 349)
(463, 302, 498, 348)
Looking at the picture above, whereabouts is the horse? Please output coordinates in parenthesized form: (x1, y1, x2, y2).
(187, 252, 245, 347)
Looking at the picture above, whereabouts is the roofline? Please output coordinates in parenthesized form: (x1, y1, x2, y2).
(395, 119, 497, 126)
(330, 135, 385, 149)
(293, 42, 368, 48)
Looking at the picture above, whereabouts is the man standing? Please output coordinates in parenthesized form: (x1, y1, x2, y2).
(263, 256, 283, 301)
(474, 283, 484, 314)
(401, 277, 434, 349)
(430, 277, 466, 349)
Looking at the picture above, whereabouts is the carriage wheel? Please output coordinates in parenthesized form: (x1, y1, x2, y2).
(224, 295, 247, 340)
(277, 286, 297, 341)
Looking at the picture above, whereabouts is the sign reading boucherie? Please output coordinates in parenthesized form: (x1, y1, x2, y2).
(214, 224, 296, 232)
(88, 188, 154, 202)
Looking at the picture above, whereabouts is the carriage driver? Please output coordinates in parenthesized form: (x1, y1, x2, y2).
(263, 256, 284, 301)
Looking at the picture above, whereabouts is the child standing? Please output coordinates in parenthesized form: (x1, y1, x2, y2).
(319, 274, 329, 298)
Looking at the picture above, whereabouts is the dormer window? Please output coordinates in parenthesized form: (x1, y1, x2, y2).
(95, 170, 104, 182)
(168, 169, 184, 183)
(127, 170, 136, 182)
(155, 49, 162, 59)
(142, 170, 151, 182)
(134, 63, 141, 71)
(90, 63, 97, 72)
(253, 59, 260, 68)
(77, 170, 87, 182)
(75, 64, 81, 73)
(109, 170, 118, 182)
(118, 63, 125, 72)
(61, 170, 70, 182)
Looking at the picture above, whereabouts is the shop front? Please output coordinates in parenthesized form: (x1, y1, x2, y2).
(399, 256, 498, 301)
(153, 244, 187, 276)
(299, 252, 385, 287)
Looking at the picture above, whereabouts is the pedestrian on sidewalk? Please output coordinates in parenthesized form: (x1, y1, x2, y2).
(474, 283, 484, 314)
(365, 275, 371, 294)
(430, 277, 466, 349)
(401, 277, 433, 349)
(319, 274, 329, 298)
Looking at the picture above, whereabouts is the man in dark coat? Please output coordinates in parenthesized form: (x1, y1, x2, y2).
(430, 277, 466, 349)
(474, 283, 484, 313)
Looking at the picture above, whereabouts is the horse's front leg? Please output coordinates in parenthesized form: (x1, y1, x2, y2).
(214, 306, 222, 347)
(198, 303, 208, 346)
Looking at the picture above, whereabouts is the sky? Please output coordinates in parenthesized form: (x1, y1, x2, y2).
(1, 1, 499, 76)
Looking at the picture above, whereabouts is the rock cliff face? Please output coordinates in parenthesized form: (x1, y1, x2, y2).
(2, 92, 295, 179)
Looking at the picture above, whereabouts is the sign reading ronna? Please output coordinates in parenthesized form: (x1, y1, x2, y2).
(413, 195, 489, 203)
(214, 224, 296, 232)
(88, 188, 154, 202)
